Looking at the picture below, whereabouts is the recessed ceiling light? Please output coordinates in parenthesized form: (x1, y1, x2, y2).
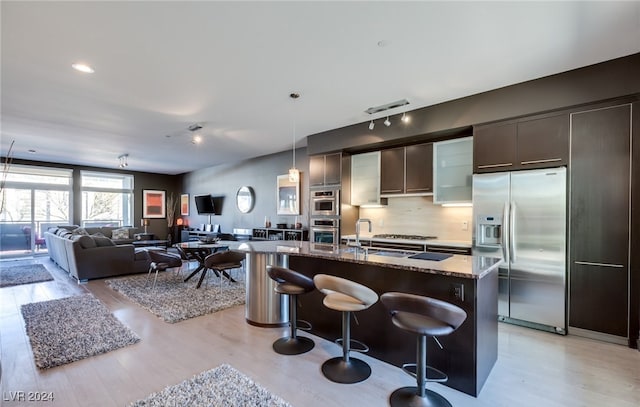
(72, 63, 95, 73)
(192, 135, 202, 144)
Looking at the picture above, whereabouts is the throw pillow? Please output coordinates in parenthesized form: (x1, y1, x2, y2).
(71, 227, 89, 236)
(111, 228, 130, 240)
(72, 234, 96, 249)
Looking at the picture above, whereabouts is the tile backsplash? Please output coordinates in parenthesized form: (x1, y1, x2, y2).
(357, 196, 472, 242)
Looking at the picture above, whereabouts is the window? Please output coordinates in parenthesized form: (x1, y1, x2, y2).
(0, 164, 72, 256)
(80, 171, 133, 227)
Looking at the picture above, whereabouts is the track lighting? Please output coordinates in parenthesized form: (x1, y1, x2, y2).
(369, 120, 375, 130)
(118, 154, 129, 168)
(401, 112, 410, 123)
(384, 117, 391, 127)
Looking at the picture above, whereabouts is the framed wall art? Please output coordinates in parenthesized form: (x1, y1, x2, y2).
(142, 189, 166, 218)
(180, 193, 189, 216)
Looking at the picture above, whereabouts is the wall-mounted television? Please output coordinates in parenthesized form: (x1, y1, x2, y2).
(194, 194, 224, 215)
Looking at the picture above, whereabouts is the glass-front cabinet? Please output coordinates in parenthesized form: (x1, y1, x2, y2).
(433, 136, 473, 204)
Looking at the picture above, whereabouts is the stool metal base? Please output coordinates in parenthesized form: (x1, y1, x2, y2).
(389, 387, 452, 407)
(321, 357, 371, 384)
(272, 336, 315, 355)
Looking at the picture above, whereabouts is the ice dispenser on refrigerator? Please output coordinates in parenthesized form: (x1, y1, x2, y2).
(476, 215, 502, 246)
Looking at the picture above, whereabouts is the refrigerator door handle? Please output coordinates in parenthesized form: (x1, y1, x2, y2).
(509, 201, 516, 263)
(502, 201, 509, 263)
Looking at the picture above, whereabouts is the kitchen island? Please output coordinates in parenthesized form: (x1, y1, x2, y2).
(229, 240, 500, 397)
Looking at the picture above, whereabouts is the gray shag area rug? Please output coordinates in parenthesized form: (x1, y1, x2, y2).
(0, 264, 54, 287)
(130, 364, 292, 407)
(21, 294, 140, 369)
(105, 271, 245, 323)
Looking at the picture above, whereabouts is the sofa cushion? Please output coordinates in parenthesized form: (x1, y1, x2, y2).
(72, 227, 89, 236)
(57, 225, 79, 231)
(92, 235, 115, 247)
(72, 234, 96, 249)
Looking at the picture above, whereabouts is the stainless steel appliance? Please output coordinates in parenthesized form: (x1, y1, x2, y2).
(311, 188, 340, 217)
(310, 218, 339, 244)
(472, 167, 566, 334)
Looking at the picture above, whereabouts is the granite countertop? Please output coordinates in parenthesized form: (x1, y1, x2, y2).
(340, 234, 472, 248)
(221, 240, 499, 280)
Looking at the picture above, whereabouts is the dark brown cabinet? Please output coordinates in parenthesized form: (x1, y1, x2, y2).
(406, 143, 433, 193)
(380, 143, 432, 195)
(569, 103, 631, 338)
(380, 147, 404, 194)
(474, 113, 568, 173)
(309, 153, 341, 186)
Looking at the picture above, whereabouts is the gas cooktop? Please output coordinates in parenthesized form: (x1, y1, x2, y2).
(372, 234, 438, 240)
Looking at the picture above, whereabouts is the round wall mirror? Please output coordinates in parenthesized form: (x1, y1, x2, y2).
(236, 186, 255, 213)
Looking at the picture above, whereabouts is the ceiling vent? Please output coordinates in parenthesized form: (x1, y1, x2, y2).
(188, 123, 203, 132)
(365, 99, 410, 115)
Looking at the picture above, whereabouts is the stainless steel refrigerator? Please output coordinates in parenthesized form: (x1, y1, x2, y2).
(472, 167, 566, 333)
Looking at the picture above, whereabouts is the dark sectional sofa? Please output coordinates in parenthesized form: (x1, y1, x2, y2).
(44, 226, 151, 283)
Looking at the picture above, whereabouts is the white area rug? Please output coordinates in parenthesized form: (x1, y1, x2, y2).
(0, 263, 53, 287)
(21, 294, 140, 369)
(105, 271, 245, 323)
(130, 364, 292, 407)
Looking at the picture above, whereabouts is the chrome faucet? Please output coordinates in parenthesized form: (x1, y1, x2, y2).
(355, 218, 372, 247)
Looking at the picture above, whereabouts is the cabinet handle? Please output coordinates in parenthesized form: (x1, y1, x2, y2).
(521, 158, 562, 165)
(574, 261, 625, 268)
(381, 189, 403, 193)
(406, 188, 431, 192)
(477, 163, 513, 169)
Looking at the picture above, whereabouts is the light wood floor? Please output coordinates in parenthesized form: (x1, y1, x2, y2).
(1, 257, 639, 407)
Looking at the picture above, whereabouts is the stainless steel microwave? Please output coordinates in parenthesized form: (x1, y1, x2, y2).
(311, 188, 340, 217)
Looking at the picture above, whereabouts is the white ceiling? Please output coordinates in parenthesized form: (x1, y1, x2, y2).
(2, 1, 639, 175)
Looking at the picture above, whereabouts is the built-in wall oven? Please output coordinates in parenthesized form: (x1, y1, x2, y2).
(311, 188, 340, 217)
(310, 218, 340, 244)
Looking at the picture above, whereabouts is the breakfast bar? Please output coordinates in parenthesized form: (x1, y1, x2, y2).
(230, 240, 500, 397)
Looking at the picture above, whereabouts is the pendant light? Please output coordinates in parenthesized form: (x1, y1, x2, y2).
(288, 92, 300, 183)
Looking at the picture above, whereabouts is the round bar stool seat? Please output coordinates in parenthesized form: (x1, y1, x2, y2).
(381, 292, 467, 407)
(267, 266, 315, 355)
(314, 274, 378, 384)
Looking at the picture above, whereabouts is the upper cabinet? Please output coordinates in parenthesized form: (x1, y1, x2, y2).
(474, 113, 569, 173)
(433, 136, 473, 204)
(380, 143, 433, 196)
(309, 153, 342, 186)
(351, 151, 387, 206)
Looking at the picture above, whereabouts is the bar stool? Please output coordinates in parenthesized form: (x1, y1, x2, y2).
(146, 250, 182, 289)
(313, 274, 378, 384)
(380, 292, 467, 407)
(267, 265, 315, 355)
